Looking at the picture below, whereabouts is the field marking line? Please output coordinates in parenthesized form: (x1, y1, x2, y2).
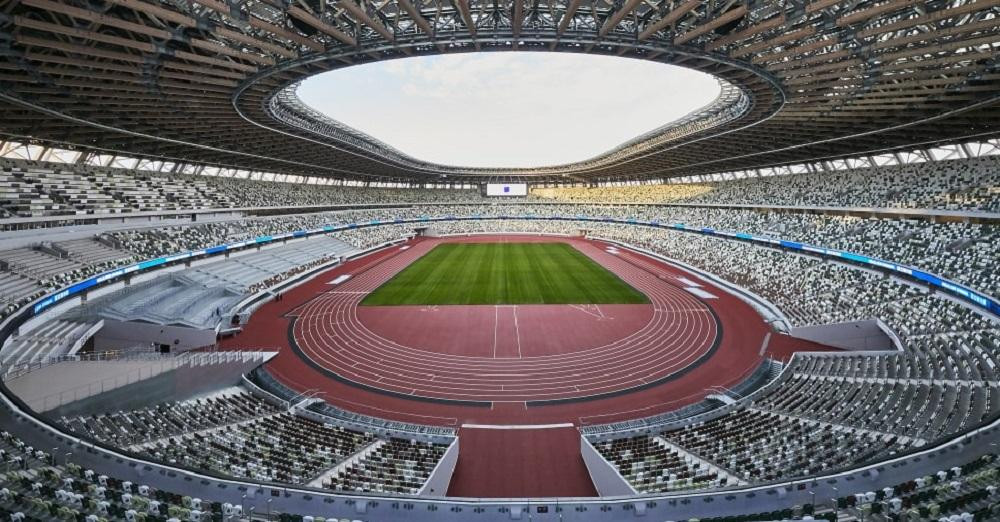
(513, 305, 522, 359)
(568, 304, 603, 319)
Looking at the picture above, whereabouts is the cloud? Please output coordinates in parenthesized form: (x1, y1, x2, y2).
(297, 52, 721, 168)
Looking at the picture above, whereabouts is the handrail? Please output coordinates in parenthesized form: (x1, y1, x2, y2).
(1, 348, 160, 380)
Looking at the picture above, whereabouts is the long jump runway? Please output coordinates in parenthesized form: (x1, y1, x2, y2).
(288, 237, 721, 404)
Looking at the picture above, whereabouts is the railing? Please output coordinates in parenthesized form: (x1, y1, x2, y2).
(10, 349, 274, 411)
(1, 347, 159, 380)
(579, 359, 781, 436)
(247, 367, 457, 437)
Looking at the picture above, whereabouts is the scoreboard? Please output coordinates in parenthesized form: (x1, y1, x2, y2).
(485, 183, 528, 197)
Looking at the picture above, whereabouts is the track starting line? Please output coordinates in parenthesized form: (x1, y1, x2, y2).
(461, 423, 575, 430)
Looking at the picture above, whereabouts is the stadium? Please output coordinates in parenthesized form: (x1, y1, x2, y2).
(1, 0, 1000, 520)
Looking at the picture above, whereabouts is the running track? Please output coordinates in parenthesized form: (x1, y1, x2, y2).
(221, 235, 837, 497)
(290, 237, 720, 403)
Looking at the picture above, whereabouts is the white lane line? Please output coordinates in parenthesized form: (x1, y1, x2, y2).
(513, 305, 522, 359)
(461, 423, 574, 430)
(492, 305, 499, 359)
(759, 332, 772, 356)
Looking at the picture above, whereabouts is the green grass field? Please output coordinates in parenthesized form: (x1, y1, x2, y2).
(360, 242, 649, 306)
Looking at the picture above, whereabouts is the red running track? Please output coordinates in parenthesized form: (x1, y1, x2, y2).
(290, 237, 720, 403)
(220, 235, 838, 497)
(357, 303, 653, 359)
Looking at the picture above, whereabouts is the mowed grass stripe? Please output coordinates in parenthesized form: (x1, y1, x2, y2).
(360, 242, 649, 306)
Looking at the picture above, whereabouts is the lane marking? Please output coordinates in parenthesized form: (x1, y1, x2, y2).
(513, 305, 522, 359)
(461, 423, 574, 430)
(492, 305, 499, 358)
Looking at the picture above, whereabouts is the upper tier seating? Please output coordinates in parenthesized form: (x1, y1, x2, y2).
(530, 156, 1000, 211)
(1, 318, 97, 367)
(3, 155, 1000, 220)
(0, 158, 486, 219)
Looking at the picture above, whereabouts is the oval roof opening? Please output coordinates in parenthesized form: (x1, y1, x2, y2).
(297, 52, 722, 169)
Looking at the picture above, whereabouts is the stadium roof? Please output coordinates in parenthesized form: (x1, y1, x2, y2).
(1, 0, 999, 184)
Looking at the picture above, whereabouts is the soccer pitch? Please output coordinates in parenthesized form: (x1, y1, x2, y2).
(360, 242, 649, 306)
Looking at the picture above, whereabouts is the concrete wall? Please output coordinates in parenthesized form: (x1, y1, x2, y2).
(789, 319, 896, 351)
(4, 354, 265, 415)
(580, 437, 635, 497)
(94, 319, 217, 352)
(45, 356, 259, 418)
(6, 359, 181, 412)
(419, 438, 460, 497)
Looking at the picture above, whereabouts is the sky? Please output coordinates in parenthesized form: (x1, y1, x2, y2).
(297, 52, 721, 169)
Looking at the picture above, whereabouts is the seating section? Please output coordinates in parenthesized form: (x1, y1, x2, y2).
(1, 160, 1000, 509)
(141, 412, 376, 484)
(86, 277, 243, 330)
(1, 318, 97, 367)
(661, 409, 907, 483)
(0, 248, 80, 282)
(0, 157, 484, 219)
(835, 453, 1000, 522)
(72, 235, 356, 329)
(49, 381, 455, 496)
(531, 183, 713, 203)
(15, 426, 996, 521)
(0, 428, 384, 521)
(529, 156, 1000, 211)
(5, 193, 998, 323)
(59, 390, 282, 447)
(0, 271, 44, 320)
(592, 436, 724, 492)
(2, 155, 1000, 224)
(55, 238, 134, 268)
(324, 438, 450, 495)
(682, 156, 1000, 212)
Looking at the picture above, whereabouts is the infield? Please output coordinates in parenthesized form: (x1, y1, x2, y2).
(360, 242, 648, 305)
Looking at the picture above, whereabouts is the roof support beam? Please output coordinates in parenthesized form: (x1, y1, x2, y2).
(638, 0, 699, 41)
(512, 0, 524, 41)
(557, 0, 583, 35)
(674, 5, 747, 45)
(287, 6, 357, 46)
(397, 0, 434, 36)
(337, 0, 396, 43)
(599, 0, 644, 37)
(455, 0, 478, 38)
